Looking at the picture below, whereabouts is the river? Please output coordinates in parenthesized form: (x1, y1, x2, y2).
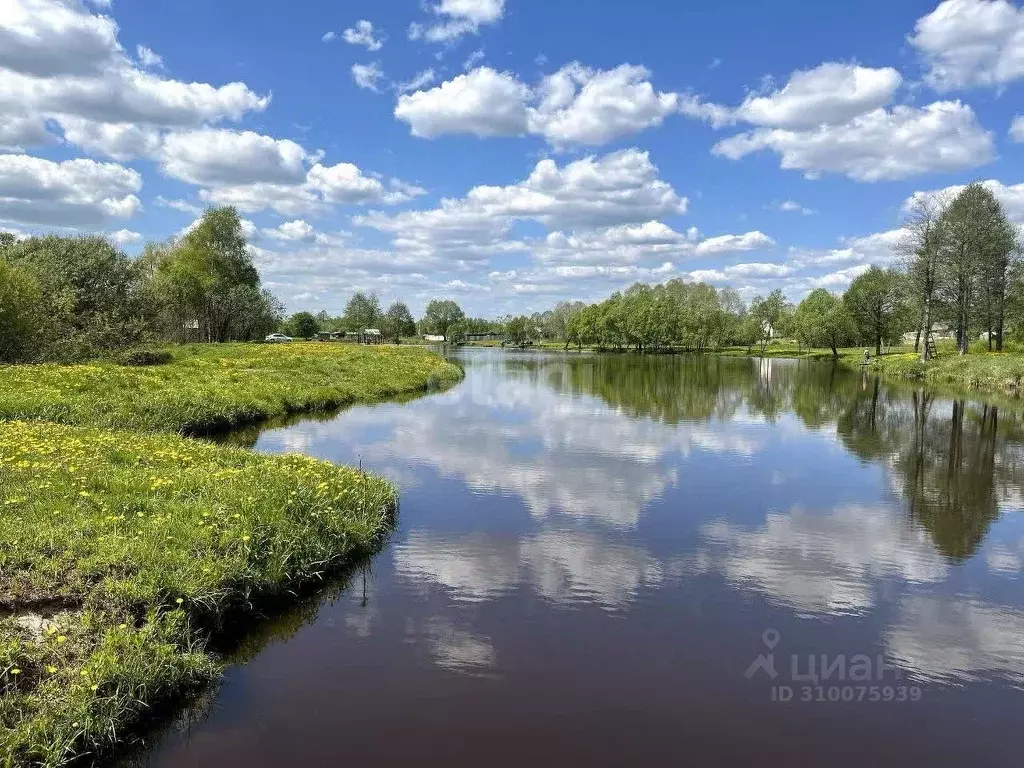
(130, 349, 1024, 767)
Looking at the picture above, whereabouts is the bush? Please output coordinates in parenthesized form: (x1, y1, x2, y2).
(0, 257, 42, 363)
(118, 349, 173, 367)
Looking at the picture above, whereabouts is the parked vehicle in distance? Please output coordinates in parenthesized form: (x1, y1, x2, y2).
(264, 333, 293, 343)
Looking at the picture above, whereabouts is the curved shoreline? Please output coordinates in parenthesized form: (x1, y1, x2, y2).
(0, 345, 463, 767)
(0, 342, 464, 434)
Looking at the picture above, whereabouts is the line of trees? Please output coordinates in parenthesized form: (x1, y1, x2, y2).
(0, 207, 492, 362)
(901, 182, 1021, 358)
(0, 207, 283, 363)
(498, 183, 1022, 358)
(280, 295, 522, 344)
(280, 297, 467, 343)
(3, 182, 1018, 364)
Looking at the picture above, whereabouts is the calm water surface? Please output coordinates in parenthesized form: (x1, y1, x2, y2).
(135, 349, 1024, 766)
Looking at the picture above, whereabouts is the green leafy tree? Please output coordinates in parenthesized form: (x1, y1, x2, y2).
(749, 290, 789, 353)
(504, 315, 538, 347)
(566, 305, 599, 350)
(148, 207, 267, 343)
(974, 192, 1020, 351)
(843, 266, 907, 356)
(938, 184, 1015, 355)
(687, 282, 725, 351)
(447, 319, 470, 343)
(717, 286, 746, 345)
(734, 313, 761, 353)
(285, 311, 320, 338)
(343, 291, 382, 331)
(544, 300, 586, 344)
(899, 193, 948, 360)
(0, 258, 42, 362)
(382, 301, 416, 342)
(422, 299, 465, 340)
(5, 234, 150, 359)
(794, 289, 856, 358)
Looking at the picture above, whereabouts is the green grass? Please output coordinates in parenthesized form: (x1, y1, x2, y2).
(718, 339, 1024, 398)
(868, 350, 1024, 394)
(0, 343, 462, 766)
(0, 342, 464, 435)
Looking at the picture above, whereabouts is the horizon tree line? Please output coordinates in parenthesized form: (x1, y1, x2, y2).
(2, 182, 1019, 363)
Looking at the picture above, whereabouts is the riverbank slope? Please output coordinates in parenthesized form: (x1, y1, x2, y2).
(0, 343, 463, 766)
(0, 342, 463, 434)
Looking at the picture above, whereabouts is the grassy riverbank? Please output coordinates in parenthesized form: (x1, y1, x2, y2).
(0, 342, 463, 434)
(720, 341, 1024, 397)
(866, 351, 1024, 394)
(0, 343, 462, 766)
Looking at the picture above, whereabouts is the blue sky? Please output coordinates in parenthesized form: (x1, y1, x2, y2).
(2, 0, 1023, 317)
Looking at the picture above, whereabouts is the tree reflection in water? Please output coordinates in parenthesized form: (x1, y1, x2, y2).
(526, 352, 1024, 562)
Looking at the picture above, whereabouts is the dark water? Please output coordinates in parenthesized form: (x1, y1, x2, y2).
(135, 350, 1024, 767)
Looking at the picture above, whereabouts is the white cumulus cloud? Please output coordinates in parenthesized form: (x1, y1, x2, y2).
(108, 228, 142, 246)
(0, 153, 141, 229)
(0, 0, 270, 165)
(395, 67, 530, 138)
(159, 129, 309, 186)
(909, 0, 1024, 91)
(695, 231, 775, 255)
(411, 0, 506, 43)
(135, 45, 163, 70)
(395, 63, 680, 146)
(352, 62, 384, 91)
(713, 101, 994, 181)
(355, 149, 687, 272)
(0, 0, 120, 76)
(735, 63, 903, 128)
(342, 20, 383, 51)
(527, 63, 680, 147)
(396, 68, 437, 94)
(777, 200, 815, 214)
(1011, 115, 1024, 142)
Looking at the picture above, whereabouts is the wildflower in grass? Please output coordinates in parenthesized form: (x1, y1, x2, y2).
(0, 343, 418, 765)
